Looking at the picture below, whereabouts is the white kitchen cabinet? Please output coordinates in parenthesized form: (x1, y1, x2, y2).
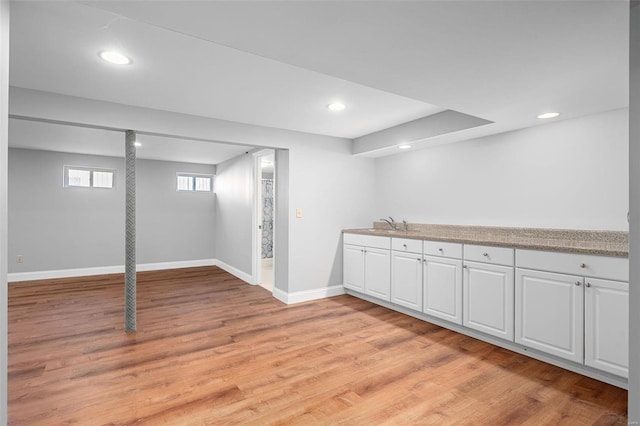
(515, 249, 629, 378)
(585, 278, 629, 378)
(343, 244, 365, 292)
(364, 247, 391, 301)
(515, 268, 584, 363)
(423, 255, 462, 324)
(463, 260, 514, 341)
(343, 231, 630, 386)
(391, 251, 423, 311)
(343, 234, 391, 301)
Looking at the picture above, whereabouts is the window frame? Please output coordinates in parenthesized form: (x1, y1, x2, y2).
(176, 172, 214, 193)
(63, 165, 116, 189)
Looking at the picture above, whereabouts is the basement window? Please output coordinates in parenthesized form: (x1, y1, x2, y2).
(176, 173, 213, 192)
(64, 166, 115, 189)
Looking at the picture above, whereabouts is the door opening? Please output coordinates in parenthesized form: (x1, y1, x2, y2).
(253, 150, 275, 291)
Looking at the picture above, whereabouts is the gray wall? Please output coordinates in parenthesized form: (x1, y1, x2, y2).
(6, 94, 378, 296)
(8, 148, 216, 273)
(8, 89, 376, 296)
(137, 159, 215, 264)
(214, 152, 254, 275)
(274, 149, 289, 293)
(286, 143, 375, 292)
(212, 142, 376, 296)
(374, 108, 629, 230)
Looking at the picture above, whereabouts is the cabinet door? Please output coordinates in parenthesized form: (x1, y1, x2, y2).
(423, 255, 462, 324)
(463, 261, 514, 341)
(515, 269, 583, 363)
(343, 244, 365, 292)
(585, 278, 628, 378)
(391, 251, 423, 311)
(365, 247, 391, 301)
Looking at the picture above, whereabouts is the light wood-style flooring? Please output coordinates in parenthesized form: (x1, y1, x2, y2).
(8, 266, 627, 424)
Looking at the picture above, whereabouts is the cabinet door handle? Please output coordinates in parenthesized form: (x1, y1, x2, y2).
(483, 252, 489, 257)
(403, 244, 407, 249)
(586, 282, 591, 288)
(463, 265, 468, 269)
(575, 281, 581, 286)
(417, 258, 421, 262)
(438, 248, 444, 252)
(580, 263, 587, 269)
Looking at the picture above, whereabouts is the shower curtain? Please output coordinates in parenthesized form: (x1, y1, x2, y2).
(261, 179, 274, 259)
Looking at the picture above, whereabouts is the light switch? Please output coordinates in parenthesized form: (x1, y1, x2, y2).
(296, 208, 303, 218)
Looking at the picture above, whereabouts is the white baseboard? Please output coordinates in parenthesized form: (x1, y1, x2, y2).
(272, 285, 345, 305)
(8, 265, 124, 282)
(137, 259, 217, 272)
(272, 287, 289, 304)
(213, 260, 254, 284)
(8, 259, 217, 282)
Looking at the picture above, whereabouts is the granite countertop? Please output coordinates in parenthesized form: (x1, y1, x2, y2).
(343, 223, 629, 257)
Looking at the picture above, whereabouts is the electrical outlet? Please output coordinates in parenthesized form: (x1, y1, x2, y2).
(296, 208, 303, 218)
(16, 255, 23, 263)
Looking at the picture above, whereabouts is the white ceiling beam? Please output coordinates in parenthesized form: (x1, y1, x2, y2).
(353, 110, 492, 155)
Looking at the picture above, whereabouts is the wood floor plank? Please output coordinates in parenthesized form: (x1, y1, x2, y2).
(8, 266, 627, 424)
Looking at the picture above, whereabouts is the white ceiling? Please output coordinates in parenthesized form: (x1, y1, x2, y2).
(9, 1, 443, 138)
(7, 0, 630, 162)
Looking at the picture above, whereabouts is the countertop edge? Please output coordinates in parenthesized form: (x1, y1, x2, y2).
(342, 228, 629, 258)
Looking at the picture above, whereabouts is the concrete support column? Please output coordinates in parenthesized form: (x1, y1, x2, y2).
(125, 130, 137, 332)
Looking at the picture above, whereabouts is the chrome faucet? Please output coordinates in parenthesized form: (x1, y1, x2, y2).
(380, 216, 396, 230)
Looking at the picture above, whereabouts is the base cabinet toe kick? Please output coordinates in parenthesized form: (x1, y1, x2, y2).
(342, 233, 629, 388)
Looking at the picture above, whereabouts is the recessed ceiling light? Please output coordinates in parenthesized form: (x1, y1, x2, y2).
(134, 142, 142, 147)
(537, 112, 560, 119)
(327, 102, 346, 112)
(398, 144, 412, 149)
(99, 50, 132, 65)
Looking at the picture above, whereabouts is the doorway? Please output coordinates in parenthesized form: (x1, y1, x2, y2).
(254, 150, 275, 291)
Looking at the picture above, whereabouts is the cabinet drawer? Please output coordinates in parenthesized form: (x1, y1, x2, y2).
(464, 244, 514, 266)
(344, 233, 391, 250)
(392, 238, 422, 254)
(516, 249, 628, 282)
(423, 240, 462, 259)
